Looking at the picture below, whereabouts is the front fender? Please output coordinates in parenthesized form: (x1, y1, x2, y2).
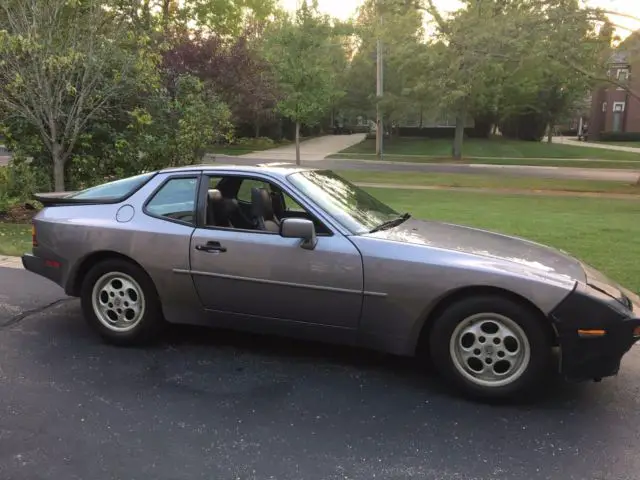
(351, 237, 576, 356)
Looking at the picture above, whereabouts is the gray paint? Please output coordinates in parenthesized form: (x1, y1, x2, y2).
(29, 164, 610, 357)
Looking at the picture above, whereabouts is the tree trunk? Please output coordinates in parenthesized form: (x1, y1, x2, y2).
(295, 121, 301, 166)
(452, 111, 465, 160)
(546, 121, 554, 143)
(255, 123, 261, 138)
(52, 143, 65, 192)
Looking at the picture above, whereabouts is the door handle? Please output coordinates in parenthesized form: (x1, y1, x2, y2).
(195, 241, 227, 253)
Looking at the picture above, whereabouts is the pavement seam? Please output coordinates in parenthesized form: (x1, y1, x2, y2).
(0, 298, 72, 330)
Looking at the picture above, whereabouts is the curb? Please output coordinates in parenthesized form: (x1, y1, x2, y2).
(0, 256, 22, 269)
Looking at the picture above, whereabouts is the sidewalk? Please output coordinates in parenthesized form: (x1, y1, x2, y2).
(0, 256, 22, 269)
(239, 133, 367, 161)
(552, 136, 640, 154)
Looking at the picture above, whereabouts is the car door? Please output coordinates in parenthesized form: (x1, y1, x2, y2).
(188, 172, 364, 330)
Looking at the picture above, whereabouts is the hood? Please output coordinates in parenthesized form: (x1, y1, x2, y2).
(363, 218, 586, 282)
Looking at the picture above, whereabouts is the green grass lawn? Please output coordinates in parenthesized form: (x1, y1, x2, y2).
(596, 141, 640, 148)
(0, 223, 31, 257)
(2, 188, 638, 294)
(208, 139, 293, 156)
(336, 170, 640, 195)
(370, 188, 640, 294)
(332, 137, 640, 167)
(207, 146, 258, 155)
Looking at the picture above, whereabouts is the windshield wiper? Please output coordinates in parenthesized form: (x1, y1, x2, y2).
(369, 213, 411, 233)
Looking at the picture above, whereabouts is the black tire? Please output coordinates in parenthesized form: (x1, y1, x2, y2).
(429, 295, 553, 400)
(80, 259, 165, 346)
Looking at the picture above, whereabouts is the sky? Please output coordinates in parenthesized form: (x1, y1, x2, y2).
(279, 0, 640, 39)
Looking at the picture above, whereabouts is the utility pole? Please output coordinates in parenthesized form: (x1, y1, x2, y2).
(376, 3, 383, 160)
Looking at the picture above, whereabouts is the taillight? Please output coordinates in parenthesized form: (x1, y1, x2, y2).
(31, 223, 38, 247)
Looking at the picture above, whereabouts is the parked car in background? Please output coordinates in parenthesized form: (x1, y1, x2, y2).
(23, 164, 640, 400)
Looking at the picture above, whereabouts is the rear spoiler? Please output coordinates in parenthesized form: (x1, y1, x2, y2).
(32, 191, 120, 207)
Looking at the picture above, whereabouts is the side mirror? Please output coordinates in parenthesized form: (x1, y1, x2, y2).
(280, 218, 317, 250)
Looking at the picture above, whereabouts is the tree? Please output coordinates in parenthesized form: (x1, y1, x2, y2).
(401, 0, 614, 154)
(341, 0, 426, 137)
(263, 0, 344, 164)
(120, 75, 232, 173)
(0, 0, 136, 191)
(112, 0, 279, 37)
(162, 29, 280, 138)
(419, 0, 522, 158)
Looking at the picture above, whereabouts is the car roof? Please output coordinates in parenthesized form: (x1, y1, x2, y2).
(159, 162, 317, 178)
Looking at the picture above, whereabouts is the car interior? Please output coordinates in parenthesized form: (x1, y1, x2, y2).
(204, 176, 331, 235)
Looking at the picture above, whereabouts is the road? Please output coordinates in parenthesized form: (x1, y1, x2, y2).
(2, 267, 640, 479)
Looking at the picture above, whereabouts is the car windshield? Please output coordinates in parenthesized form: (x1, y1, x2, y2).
(287, 170, 399, 234)
(68, 172, 156, 200)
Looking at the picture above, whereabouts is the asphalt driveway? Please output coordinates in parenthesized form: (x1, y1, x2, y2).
(2, 268, 640, 479)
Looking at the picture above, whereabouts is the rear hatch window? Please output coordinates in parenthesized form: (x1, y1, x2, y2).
(68, 172, 156, 201)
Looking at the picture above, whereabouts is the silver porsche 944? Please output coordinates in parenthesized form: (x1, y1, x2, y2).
(22, 164, 640, 400)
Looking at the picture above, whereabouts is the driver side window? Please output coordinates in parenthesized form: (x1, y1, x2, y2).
(203, 174, 331, 235)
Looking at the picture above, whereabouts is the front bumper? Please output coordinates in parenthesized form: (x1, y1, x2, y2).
(551, 281, 640, 381)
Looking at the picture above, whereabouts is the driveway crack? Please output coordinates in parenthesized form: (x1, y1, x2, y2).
(0, 298, 73, 330)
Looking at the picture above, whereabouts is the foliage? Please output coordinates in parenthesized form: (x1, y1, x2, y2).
(232, 137, 279, 149)
(0, 155, 51, 207)
(162, 29, 280, 136)
(102, 74, 232, 180)
(0, 0, 140, 191)
(110, 0, 280, 37)
(343, 0, 427, 131)
(0, 0, 636, 194)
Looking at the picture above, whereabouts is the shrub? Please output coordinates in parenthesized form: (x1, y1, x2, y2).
(0, 154, 52, 202)
(598, 132, 640, 142)
(234, 136, 276, 150)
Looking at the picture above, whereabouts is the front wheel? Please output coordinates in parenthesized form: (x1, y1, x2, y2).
(429, 295, 553, 400)
(80, 259, 165, 346)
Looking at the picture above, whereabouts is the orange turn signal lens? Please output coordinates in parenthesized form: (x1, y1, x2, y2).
(577, 329, 606, 337)
(31, 223, 37, 247)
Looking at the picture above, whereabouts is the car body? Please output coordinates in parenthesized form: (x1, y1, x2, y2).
(22, 164, 640, 399)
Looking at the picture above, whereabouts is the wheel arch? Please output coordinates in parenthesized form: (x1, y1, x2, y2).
(413, 285, 559, 357)
(65, 250, 149, 297)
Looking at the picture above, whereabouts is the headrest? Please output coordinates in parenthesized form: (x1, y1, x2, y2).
(208, 189, 223, 203)
(251, 187, 274, 219)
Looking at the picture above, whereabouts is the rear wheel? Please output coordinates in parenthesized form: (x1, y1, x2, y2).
(429, 295, 553, 400)
(80, 259, 165, 346)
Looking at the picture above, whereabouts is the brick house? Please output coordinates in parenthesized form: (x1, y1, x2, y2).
(588, 35, 640, 139)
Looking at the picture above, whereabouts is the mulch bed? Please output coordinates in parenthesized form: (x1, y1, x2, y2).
(0, 203, 39, 223)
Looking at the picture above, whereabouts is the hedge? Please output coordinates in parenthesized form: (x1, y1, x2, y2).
(598, 131, 640, 142)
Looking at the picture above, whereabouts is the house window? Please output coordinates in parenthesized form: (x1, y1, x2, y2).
(613, 102, 625, 112)
(617, 69, 629, 81)
(602, 101, 607, 112)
